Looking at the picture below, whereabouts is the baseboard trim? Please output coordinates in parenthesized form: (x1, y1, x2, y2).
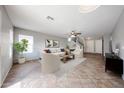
(122, 74, 124, 80)
(0, 82, 2, 88)
(84, 52, 102, 55)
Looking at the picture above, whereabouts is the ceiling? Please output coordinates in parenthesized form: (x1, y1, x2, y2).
(5, 5, 124, 38)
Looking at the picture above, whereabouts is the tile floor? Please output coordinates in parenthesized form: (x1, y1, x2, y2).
(2, 54, 124, 88)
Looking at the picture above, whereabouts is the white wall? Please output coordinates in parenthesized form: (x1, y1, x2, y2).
(111, 9, 124, 79)
(0, 6, 13, 87)
(14, 27, 67, 61)
(103, 34, 111, 55)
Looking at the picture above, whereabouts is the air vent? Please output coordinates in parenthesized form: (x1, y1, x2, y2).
(46, 16, 54, 21)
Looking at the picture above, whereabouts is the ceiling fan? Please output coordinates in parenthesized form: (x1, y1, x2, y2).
(70, 31, 81, 36)
(66, 31, 82, 42)
(66, 31, 81, 37)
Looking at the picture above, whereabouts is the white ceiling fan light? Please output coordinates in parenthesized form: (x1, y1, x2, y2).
(68, 37, 72, 42)
(71, 35, 76, 38)
(79, 5, 100, 13)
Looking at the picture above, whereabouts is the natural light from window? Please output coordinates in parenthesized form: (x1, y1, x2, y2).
(19, 35, 33, 53)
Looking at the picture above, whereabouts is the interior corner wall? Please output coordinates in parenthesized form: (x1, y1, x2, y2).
(0, 6, 13, 87)
(13, 27, 68, 61)
(103, 34, 111, 56)
(111, 9, 124, 79)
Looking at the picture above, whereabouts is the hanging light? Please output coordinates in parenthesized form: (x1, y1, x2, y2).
(79, 5, 100, 13)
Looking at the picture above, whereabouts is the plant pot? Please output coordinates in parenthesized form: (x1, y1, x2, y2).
(18, 57, 25, 64)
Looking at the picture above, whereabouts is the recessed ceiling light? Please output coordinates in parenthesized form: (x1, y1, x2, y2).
(79, 5, 100, 13)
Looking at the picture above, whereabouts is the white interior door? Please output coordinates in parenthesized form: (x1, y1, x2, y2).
(95, 39, 102, 53)
(86, 40, 94, 53)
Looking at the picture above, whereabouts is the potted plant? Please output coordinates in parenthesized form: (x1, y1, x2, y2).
(13, 39, 28, 64)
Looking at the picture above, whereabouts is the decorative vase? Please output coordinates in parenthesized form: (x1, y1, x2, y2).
(18, 57, 25, 64)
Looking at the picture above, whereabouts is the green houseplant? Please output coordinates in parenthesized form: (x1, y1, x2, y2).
(13, 39, 28, 64)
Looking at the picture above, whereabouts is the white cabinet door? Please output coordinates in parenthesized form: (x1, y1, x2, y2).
(95, 40, 102, 53)
(86, 40, 94, 53)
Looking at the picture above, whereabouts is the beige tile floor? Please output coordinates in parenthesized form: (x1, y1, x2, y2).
(2, 54, 124, 88)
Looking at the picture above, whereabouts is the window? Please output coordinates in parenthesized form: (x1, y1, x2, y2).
(19, 35, 33, 53)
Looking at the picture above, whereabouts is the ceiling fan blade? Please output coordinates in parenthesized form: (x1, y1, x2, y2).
(76, 33, 81, 34)
(65, 31, 82, 37)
